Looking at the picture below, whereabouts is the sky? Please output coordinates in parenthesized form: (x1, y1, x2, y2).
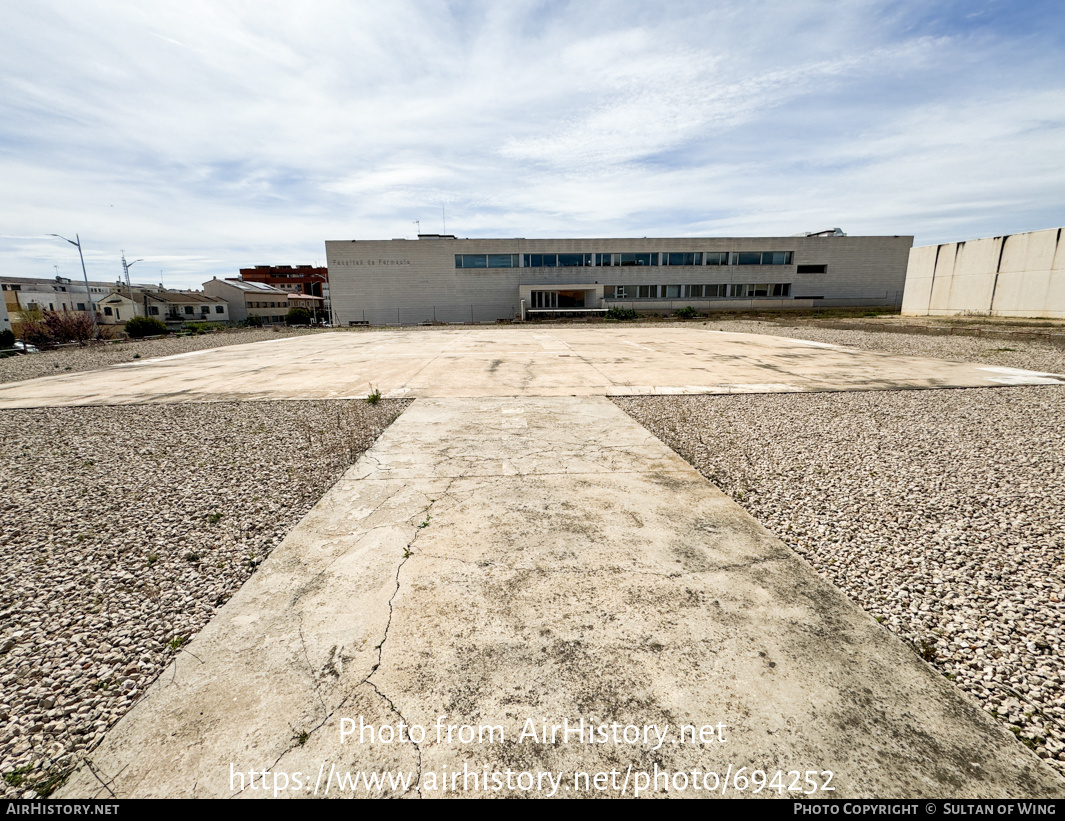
(2, 0, 1064, 290)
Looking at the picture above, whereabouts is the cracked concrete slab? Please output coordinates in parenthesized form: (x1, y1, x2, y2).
(57, 397, 1065, 799)
(3, 327, 1062, 408)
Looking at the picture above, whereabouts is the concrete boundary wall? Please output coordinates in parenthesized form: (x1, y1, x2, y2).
(902, 227, 1065, 318)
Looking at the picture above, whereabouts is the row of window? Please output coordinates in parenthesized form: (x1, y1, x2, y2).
(456, 251, 796, 269)
(605, 283, 792, 299)
(248, 301, 284, 308)
(107, 304, 225, 316)
(30, 302, 88, 312)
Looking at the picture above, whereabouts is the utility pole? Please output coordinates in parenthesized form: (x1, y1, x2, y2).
(121, 252, 144, 315)
(48, 233, 97, 334)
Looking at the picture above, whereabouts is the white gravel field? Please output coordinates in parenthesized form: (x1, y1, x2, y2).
(708, 317, 1065, 376)
(616, 334, 1065, 776)
(0, 399, 409, 797)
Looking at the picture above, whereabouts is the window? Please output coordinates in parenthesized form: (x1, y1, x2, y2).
(77, 303, 85, 311)
(201, 306, 209, 314)
(215, 305, 225, 314)
(620, 253, 657, 266)
(457, 254, 518, 268)
(531, 291, 558, 308)
(522, 253, 591, 267)
(732, 251, 793, 265)
(184, 306, 194, 315)
(730, 283, 790, 298)
(797, 264, 827, 274)
(104, 307, 113, 316)
(637, 285, 657, 299)
(149, 306, 160, 315)
(705, 284, 727, 298)
(663, 284, 681, 298)
(665, 253, 701, 266)
(704, 253, 729, 266)
(683, 284, 703, 298)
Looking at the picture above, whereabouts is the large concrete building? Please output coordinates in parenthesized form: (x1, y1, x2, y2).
(326, 232, 913, 325)
(902, 226, 1065, 319)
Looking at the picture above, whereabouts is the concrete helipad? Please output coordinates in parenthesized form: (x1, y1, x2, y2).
(2, 327, 1063, 408)
(57, 396, 1065, 798)
(33, 327, 1065, 798)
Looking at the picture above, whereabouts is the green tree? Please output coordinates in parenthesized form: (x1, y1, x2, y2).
(286, 307, 312, 326)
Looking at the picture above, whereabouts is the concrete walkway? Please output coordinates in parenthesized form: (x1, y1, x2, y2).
(57, 396, 1065, 798)
(3, 327, 1062, 407)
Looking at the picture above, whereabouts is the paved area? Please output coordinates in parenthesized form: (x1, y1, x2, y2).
(58, 397, 1065, 798)
(2, 327, 1062, 408)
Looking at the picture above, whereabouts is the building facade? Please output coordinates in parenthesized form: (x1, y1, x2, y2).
(97, 288, 230, 325)
(203, 278, 290, 324)
(239, 265, 331, 319)
(1, 276, 112, 315)
(326, 233, 913, 325)
(902, 226, 1065, 319)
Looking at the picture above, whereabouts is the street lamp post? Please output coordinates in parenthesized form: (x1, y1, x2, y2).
(48, 233, 98, 335)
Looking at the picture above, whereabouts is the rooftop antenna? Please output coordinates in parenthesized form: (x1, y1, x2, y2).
(414, 220, 420, 236)
(442, 205, 446, 234)
(159, 269, 165, 289)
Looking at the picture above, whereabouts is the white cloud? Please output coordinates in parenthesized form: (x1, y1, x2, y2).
(0, 1, 1063, 287)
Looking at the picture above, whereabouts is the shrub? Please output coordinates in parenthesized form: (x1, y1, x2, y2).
(245, 315, 264, 328)
(286, 307, 312, 326)
(0, 329, 14, 349)
(605, 307, 638, 321)
(18, 312, 52, 349)
(184, 321, 223, 333)
(125, 316, 169, 338)
(674, 306, 699, 319)
(44, 309, 95, 344)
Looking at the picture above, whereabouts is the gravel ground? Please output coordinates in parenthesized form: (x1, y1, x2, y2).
(705, 318, 1065, 376)
(615, 334, 1065, 776)
(0, 399, 409, 797)
(4, 321, 1064, 793)
(0, 327, 323, 385)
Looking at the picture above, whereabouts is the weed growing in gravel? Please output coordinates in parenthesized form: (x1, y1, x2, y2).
(146, 554, 159, 567)
(3, 765, 32, 787)
(366, 385, 382, 404)
(168, 636, 186, 651)
(32, 770, 69, 798)
(207, 512, 222, 524)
